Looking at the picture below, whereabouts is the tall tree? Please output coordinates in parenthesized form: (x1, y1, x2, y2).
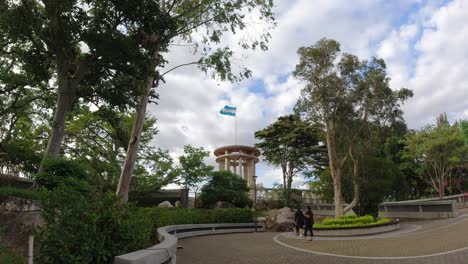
(116, 0, 275, 201)
(178, 145, 214, 207)
(255, 115, 323, 207)
(294, 38, 412, 216)
(402, 114, 467, 199)
(1, 0, 156, 172)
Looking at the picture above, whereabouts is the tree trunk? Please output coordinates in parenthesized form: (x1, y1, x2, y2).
(325, 121, 344, 217)
(332, 169, 343, 216)
(38, 59, 76, 173)
(439, 177, 445, 200)
(286, 173, 293, 208)
(116, 74, 155, 201)
(344, 158, 360, 214)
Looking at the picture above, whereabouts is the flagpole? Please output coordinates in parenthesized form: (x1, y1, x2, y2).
(235, 114, 237, 145)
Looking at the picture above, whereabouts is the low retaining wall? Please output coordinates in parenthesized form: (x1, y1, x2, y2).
(114, 222, 264, 264)
(378, 200, 458, 220)
(314, 221, 400, 237)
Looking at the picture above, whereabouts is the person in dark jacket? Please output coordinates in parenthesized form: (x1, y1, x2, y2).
(303, 206, 314, 242)
(294, 208, 304, 236)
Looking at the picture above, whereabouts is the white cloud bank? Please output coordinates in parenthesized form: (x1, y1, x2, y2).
(151, 0, 468, 187)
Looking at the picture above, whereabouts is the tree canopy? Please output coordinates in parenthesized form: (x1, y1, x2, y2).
(255, 114, 324, 206)
(402, 113, 467, 199)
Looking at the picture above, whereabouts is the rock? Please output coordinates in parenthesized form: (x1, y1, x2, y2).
(214, 201, 236, 208)
(175, 200, 182, 208)
(158, 201, 174, 208)
(265, 207, 295, 232)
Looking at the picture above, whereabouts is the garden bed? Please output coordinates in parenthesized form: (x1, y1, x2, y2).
(313, 215, 400, 237)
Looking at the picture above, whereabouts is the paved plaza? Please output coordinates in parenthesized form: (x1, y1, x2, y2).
(177, 212, 468, 264)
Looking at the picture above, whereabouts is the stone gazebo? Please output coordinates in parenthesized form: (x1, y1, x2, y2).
(214, 145, 260, 199)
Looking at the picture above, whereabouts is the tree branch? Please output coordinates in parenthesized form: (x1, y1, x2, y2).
(161, 61, 198, 77)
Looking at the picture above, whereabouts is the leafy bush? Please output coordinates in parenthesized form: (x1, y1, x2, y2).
(34, 188, 152, 264)
(200, 171, 251, 208)
(0, 186, 42, 200)
(35, 156, 96, 193)
(0, 246, 25, 264)
(140, 207, 253, 229)
(314, 215, 391, 229)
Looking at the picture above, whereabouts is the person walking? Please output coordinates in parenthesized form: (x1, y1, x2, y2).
(294, 208, 304, 237)
(303, 206, 314, 242)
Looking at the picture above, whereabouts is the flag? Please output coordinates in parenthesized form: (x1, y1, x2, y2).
(219, 105, 236, 116)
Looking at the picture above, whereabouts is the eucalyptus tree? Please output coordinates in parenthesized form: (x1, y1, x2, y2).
(294, 38, 412, 216)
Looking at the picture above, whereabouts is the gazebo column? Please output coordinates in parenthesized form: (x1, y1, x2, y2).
(224, 150, 228, 170)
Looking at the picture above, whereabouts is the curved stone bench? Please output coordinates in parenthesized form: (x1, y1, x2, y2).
(114, 222, 264, 264)
(314, 221, 400, 237)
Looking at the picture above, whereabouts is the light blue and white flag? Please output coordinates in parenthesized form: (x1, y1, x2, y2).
(219, 105, 236, 117)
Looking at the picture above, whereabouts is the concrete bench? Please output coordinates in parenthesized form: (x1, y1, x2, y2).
(114, 222, 264, 264)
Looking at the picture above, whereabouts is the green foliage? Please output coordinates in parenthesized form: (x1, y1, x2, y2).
(0, 246, 25, 264)
(0, 186, 42, 200)
(401, 115, 467, 198)
(178, 145, 214, 204)
(255, 115, 324, 206)
(314, 215, 391, 229)
(35, 156, 95, 193)
(130, 148, 180, 205)
(35, 188, 152, 264)
(461, 120, 468, 145)
(140, 208, 253, 228)
(200, 171, 251, 208)
(312, 156, 408, 216)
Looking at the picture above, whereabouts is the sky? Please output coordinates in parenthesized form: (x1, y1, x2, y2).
(149, 0, 468, 188)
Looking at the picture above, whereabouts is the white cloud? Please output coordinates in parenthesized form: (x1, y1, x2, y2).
(149, 0, 468, 188)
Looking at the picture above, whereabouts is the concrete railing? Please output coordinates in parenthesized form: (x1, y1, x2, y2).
(114, 222, 264, 264)
(378, 200, 458, 220)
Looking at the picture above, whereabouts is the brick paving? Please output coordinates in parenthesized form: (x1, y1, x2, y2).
(176, 232, 468, 264)
(176, 213, 468, 264)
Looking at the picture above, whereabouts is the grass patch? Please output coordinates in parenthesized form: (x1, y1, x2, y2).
(313, 215, 392, 229)
(0, 186, 42, 200)
(0, 247, 26, 264)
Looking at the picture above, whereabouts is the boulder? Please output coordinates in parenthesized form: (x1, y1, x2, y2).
(265, 207, 295, 232)
(214, 201, 236, 208)
(158, 201, 174, 208)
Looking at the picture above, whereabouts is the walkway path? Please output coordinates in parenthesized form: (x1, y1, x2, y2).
(176, 212, 468, 264)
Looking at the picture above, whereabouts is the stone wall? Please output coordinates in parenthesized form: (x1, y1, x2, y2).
(378, 200, 458, 220)
(0, 197, 42, 257)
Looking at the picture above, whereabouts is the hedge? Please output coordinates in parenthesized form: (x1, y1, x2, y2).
(139, 207, 253, 230)
(0, 186, 43, 200)
(314, 215, 391, 229)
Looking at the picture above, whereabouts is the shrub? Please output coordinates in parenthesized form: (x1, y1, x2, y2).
(0, 246, 25, 264)
(34, 188, 152, 264)
(0, 186, 42, 200)
(140, 207, 253, 229)
(35, 156, 96, 193)
(314, 215, 391, 229)
(200, 171, 251, 208)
